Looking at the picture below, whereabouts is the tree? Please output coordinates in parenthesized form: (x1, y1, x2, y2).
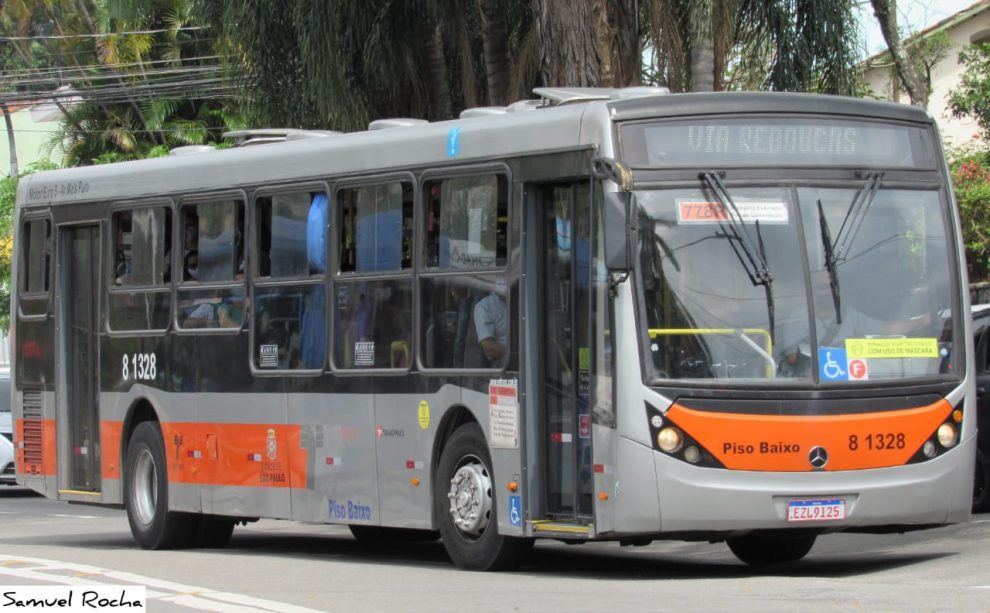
(950, 151, 990, 282)
(534, 0, 602, 86)
(194, 0, 541, 129)
(1, 0, 242, 166)
(643, 0, 859, 94)
(870, 0, 929, 107)
(948, 43, 990, 143)
(947, 42, 990, 282)
(196, 0, 862, 131)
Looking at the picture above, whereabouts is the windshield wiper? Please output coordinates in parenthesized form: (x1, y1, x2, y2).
(833, 171, 884, 263)
(817, 198, 842, 324)
(700, 172, 772, 285)
(700, 171, 775, 342)
(818, 171, 884, 326)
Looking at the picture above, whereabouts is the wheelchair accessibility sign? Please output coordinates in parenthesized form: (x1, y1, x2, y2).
(819, 347, 848, 381)
(508, 495, 522, 527)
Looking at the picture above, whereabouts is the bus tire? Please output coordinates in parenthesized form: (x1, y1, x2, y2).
(349, 525, 440, 543)
(727, 533, 816, 565)
(124, 421, 195, 549)
(974, 449, 990, 513)
(434, 423, 533, 571)
(192, 516, 236, 548)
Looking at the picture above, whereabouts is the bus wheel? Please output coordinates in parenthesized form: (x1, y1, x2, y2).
(125, 421, 195, 549)
(349, 525, 440, 543)
(974, 449, 990, 513)
(193, 516, 236, 548)
(727, 533, 816, 565)
(434, 424, 533, 571)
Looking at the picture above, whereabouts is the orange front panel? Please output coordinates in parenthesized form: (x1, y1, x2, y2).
(667, 400, 953, 471)
(159, 423, 308, 488)
(15, 418, 56, 477)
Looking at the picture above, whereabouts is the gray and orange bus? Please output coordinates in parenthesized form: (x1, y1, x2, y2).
(12, 88, 974, 569)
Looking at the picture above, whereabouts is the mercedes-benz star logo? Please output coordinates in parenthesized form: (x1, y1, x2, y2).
(808, 446, 829, 469)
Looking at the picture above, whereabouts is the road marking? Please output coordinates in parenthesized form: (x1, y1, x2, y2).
(0, 555, 325, 612)
(50, 513, 103, 519)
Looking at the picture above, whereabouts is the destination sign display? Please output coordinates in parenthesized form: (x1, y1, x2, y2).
(620, 118, 933, 169)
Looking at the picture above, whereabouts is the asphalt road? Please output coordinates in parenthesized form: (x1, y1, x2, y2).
(1, 486, 989, 612)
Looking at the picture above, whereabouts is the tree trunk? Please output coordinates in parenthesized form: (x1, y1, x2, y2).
(424, 23, 452, 120)
(870, 0, 928, 107)
(535, 0, 602, 87)
(613, 0, 642, 87)
(688, 0, 714, 92)
(480, 0, 512, 106)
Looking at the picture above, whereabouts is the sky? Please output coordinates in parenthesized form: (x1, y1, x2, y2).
(857, 0, 982, 57)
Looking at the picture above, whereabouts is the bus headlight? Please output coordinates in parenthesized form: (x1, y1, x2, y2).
(657, 427, 683, 453)
(937, 423, 958, 448)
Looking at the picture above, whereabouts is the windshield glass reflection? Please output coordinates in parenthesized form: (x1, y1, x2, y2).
(636, 186, 955, 384)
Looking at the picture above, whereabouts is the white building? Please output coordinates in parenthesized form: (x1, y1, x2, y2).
(861, 0, 990, 151)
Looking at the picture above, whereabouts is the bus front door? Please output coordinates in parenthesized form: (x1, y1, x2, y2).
(542, 183, 594, 521)
(56, 224, 102, 494)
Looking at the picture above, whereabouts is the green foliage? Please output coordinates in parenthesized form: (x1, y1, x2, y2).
(946, 44, 990, 282)
(20, 0, 245, 166)
(950, 147, 990, 282)
(948, 43, 990, 144)
(645, 0, 860, 95)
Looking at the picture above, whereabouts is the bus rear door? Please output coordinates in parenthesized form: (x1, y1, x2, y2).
(56, 224, 103, 496)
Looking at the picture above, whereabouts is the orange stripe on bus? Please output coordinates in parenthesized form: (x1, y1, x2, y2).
(666, 400, 953, 471)
(158, 423, 308, 488)
(15, 417, 56, 477)
(101, 421, 123, 480)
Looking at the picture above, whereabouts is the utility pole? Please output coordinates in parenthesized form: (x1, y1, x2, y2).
(1, 100, 18, 177)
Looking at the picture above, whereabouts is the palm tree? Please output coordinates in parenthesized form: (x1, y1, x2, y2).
(194, 0, 861, 131)
(1, 0, 243, 165)
(644, 0, 858, 94)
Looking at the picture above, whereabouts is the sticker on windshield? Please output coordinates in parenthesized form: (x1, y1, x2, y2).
(677, 199, 789, 225)
(818, 347, 848, 381)
(845, 338, 939, 359)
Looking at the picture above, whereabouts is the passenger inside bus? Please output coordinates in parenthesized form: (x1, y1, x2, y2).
(474, 287, 507, 367)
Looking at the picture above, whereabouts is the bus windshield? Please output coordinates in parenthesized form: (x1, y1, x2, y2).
(636, 183, 957, 384)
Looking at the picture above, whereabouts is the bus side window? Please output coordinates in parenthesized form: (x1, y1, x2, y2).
(177, 198, 245, 330)
(332, 181, 413, 371)
(109, 206, 172, 331)
(420, 174, 508, 371)
(18, 218, 51, 318)
(253, 190, 327, 370)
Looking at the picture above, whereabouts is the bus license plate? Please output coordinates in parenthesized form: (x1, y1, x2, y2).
(787, 499, 846, 522)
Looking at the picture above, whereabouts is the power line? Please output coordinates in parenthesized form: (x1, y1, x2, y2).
(0, 26, 207, 41)
(1, 55, 230, 78)
(3, 127, 228, 135)
(3, 65, 234, 89)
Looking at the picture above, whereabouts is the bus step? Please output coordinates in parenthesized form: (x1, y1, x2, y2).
(530, 520, 594, 538)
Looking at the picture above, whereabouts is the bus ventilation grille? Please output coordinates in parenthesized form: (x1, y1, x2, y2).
(21, 388, 44, 468)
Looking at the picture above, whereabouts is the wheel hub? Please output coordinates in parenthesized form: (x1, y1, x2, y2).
(132, 448, 158, 526)
(447, 461, 492, 536)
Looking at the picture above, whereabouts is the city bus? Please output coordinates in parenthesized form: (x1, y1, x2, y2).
(11, 87, 974, 570)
